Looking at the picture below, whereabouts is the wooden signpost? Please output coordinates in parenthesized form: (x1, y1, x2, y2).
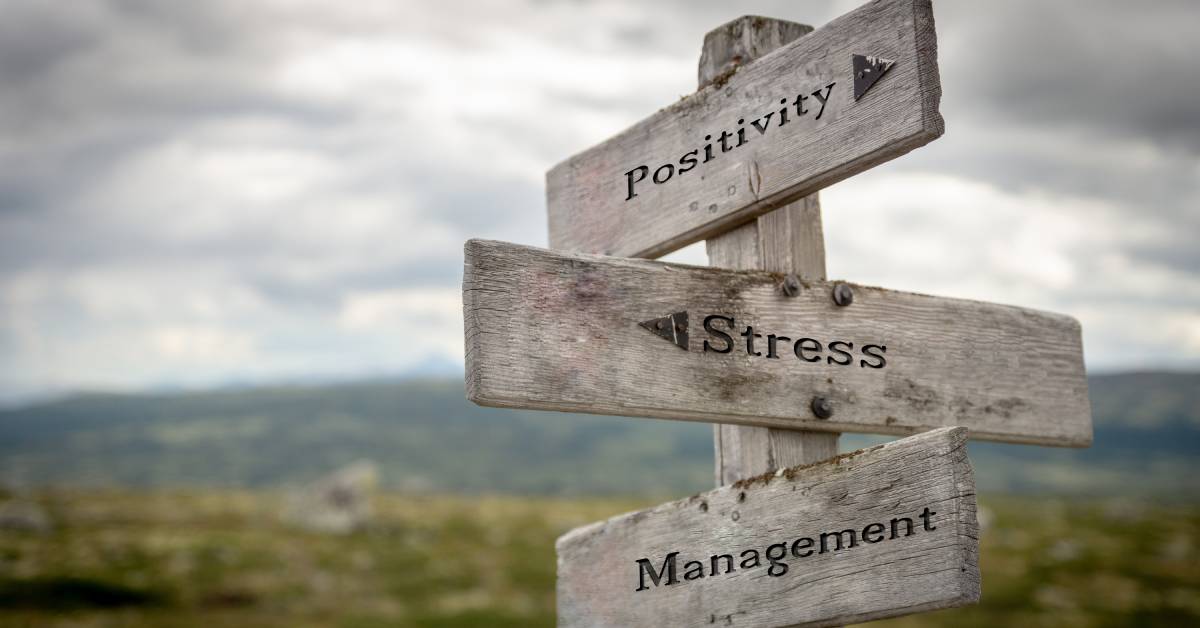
(459, 0, 1092, 625)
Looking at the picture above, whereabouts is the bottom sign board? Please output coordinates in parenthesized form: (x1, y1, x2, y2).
(556, 427, 979, 627)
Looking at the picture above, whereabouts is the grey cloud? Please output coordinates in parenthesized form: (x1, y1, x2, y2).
(1, 0, 1198, 398)
(890, 130, 1200, 279)
(0, 3, 100, 86)
(850, 2, 1200, 283)
(935, 1, 1200, 154)
(245, 270, 451, 311)
(1130, 243, 1200, 282)
(0, 1, 348, 140)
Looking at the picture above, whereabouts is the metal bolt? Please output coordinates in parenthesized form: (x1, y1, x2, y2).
(811, 396, 833, 419)
(832, 282, 854, 307)
(781, 274, 802, 297)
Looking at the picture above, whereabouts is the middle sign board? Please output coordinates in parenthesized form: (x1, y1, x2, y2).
(464, 239, 1092, 447)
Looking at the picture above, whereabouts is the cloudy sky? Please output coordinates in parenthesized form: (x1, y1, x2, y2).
(2, 0, 1198, 402)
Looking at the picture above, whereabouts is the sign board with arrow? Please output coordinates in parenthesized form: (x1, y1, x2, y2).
(546, 0, 942, 259)
(557, 426, 979, 627)
(463, 239, 1092, 447)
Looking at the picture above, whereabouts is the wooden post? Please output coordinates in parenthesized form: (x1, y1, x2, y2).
(701, 17, 840, 486)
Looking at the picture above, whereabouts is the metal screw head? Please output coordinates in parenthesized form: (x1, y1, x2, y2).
(831, 282, 854, 307)
(781, 274, 802, 297)
(811, 396, 833, 419)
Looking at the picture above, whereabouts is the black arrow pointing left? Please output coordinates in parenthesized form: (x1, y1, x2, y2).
(639, 311, 689, 350)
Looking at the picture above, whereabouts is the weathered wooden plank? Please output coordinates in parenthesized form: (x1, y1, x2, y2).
(698, 17, 840, 488)
(463, 239, 1092, 447)
(556, 426, 980, 627)
(546, 0, 943, 259)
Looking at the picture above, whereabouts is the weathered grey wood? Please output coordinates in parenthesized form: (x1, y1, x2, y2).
(556, 426, 980, 627)
(713, 418, 839, 489)
(701, 17, 840, 488)
(546, 0, 943, 259)
(709, 202, 840, 485)
(463, 239, 1092, 447)
(697, 17, 813, 91)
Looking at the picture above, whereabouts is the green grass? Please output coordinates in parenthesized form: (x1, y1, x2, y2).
(0, 490, 1196, 627)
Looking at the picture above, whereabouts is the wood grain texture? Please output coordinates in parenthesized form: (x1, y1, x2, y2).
(699, 19, 840, 488)
(556, 426, 980, 627)
(546, 0, 943, 259)
(697, 17, 813, 91)
(463, 239, 1092, 447)
(709, 198, 839, 485)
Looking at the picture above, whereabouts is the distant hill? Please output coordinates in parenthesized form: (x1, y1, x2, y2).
(0, 372, 1196, 498)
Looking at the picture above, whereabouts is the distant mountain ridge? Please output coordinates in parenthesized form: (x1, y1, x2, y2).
(0, 372, 1196, 498)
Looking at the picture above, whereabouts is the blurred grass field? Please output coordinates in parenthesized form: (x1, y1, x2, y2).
(0, 490, 1197, 627)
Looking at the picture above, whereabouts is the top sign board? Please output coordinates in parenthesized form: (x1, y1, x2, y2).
(547, 0, 942, 259)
